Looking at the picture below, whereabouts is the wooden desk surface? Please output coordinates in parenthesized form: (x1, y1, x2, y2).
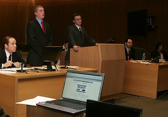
(123, 61, 168, 99)
(6, 67, 98, 79)
(0, 67, 97, 117)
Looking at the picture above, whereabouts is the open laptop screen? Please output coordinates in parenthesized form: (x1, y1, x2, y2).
(62, 70, 104, 102)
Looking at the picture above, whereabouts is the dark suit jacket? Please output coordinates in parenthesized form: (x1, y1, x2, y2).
(27, 19, 53, 66)
(125, 47, 135, 60)
(150, 50, 168, 61)
(0, 48, 26, 68)
(66, 25, 96, 61)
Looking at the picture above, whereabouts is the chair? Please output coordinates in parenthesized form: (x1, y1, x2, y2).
(134, 47, 145, 60)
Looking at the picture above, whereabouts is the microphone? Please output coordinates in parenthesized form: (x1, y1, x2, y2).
(15, 51, 26, 73)
(60, 60, 68, 69)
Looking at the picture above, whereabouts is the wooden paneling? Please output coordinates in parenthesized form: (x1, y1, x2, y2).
(27, 106, 84, 117)
(0, 0, 168, 56)
(0, 67, 97, 117)
(123, 62, 168, 99)
(70, 44, 125, 100)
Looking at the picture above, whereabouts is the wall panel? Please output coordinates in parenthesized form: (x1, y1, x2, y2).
(0, 0, 168, 58)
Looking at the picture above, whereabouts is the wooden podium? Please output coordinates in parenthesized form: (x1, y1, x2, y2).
(70, 43, 125, 100)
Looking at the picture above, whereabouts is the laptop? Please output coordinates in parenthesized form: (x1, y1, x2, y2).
(37, 70, 104, 114)
(86, 100, 143, 117)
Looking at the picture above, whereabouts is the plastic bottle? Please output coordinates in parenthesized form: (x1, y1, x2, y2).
(160, 53, 163, 59)
(127, 56, 129, 61)
(142, 53, 146, 60)
(56, 59, 60, 70)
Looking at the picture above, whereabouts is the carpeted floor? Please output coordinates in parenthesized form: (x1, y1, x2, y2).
(108, 92, 168, 117)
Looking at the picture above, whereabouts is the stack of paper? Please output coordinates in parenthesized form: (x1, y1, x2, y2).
(16, 96, 55, 106)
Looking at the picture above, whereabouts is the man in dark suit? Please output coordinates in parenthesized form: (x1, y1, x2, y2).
(66, 13, 96, 62)
(0, 36, 25, 68)
(27, 5, 53, 66)
(125, 38, 135, 61)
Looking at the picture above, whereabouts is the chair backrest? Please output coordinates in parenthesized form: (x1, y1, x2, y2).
(0, 107, 10, 117)
(134, 47, 145, 60)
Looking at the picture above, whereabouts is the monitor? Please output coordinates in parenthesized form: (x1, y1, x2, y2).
(39, 46, 62, 71)
(127, 9, 147, 36)
(86, 100, 142, 117)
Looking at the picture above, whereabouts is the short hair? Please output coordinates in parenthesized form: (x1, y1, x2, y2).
(155, 41, 164, 50)
(125, 38, 132, 43)
(72, 13, 81, 20)
(34, 5, 43, 13)
(2, 36, 15, 48)
(64, 40, 68, 44)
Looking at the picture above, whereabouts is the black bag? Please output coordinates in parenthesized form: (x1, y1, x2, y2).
(0, 107, 9, 117)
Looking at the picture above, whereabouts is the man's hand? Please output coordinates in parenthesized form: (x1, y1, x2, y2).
(13, 62, 20, 68)
(73, 45, 80, 52)
(3, 61, 13, 68)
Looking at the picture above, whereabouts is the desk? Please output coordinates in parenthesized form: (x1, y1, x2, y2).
(27, 105, 85, 117)
(123, 62, 168, 99)
(0, 67, 97, 117)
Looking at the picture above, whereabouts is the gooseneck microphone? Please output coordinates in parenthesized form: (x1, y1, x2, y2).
(15, 51, 26, 73)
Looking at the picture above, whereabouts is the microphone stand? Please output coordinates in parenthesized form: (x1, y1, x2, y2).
(60, 60, 68, 69)
(15, 51, 27, 73)
(16, 62, 27, 73)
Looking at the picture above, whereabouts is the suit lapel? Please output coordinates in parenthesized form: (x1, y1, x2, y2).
(73, 25, 83, 39)
(34, 19, 45, 34)
(2, 49, 7, 63)
(43, 21, 47, 33)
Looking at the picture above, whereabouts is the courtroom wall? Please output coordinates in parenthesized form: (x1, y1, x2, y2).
(0, 0, 168, 56)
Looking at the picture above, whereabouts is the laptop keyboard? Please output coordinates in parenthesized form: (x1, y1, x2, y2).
(46, 100, 86, 110)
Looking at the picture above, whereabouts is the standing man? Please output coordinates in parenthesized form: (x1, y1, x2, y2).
(27, 5, 53, 66)
(0, 36, 25, 68)
(66, 13, 96, 62)
(125, 38, 135, 61)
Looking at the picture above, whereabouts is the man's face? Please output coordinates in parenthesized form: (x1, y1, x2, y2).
(159, 45, 163, 51)
(64, 43, 68, 49)
(35, 7, 45, 20)
(125, 39, 133, 48)
(5, 38, 17, 54)
(73, 16, 82, 26)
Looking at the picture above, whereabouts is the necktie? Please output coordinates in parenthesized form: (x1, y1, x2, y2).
(128, 50, 131, 58)
(9, 54, 12, 61)
(41, 21, 45, 33)
(79, 28, 82, 37)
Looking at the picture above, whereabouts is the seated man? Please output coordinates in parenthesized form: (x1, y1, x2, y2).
(124, 38, 135, 61)
(0, 36, 25, 68)
(150, 41, 168, 61)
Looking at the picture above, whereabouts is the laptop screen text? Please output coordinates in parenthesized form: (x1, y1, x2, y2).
(62, 72, 103, 102)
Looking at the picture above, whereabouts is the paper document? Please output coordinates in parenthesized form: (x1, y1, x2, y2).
(0, 70, 16, 74)
(67, 66, 79, 69)
(16, 96, 55, 106)
(0, 67, 31, 72)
